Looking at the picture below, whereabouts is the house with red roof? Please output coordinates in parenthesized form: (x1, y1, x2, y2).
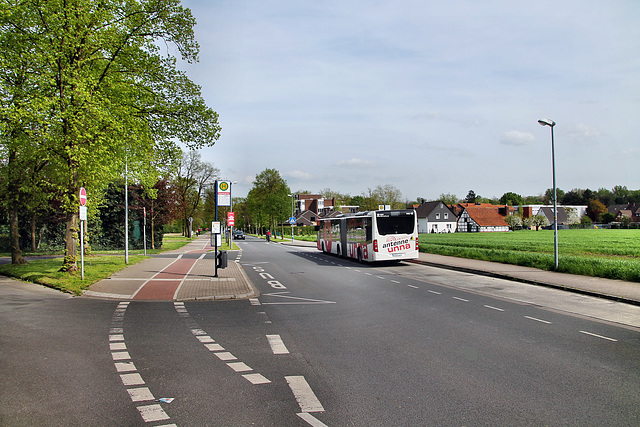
(457, 206, 509, 232)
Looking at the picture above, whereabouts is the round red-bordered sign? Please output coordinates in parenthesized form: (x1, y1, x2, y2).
(79, 187, 87, 206)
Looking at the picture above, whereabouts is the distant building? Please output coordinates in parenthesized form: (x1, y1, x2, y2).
(608, 203, 639, 223)
(457, 206, 509, 232)
(414, 201, 457, 233)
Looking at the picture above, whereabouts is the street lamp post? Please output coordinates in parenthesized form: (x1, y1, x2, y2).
(288, 194, 294, 243)
(538, 118, 558, 271)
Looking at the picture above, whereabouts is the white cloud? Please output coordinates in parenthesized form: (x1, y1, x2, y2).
(333, 158, 377, 168)
(565, 123, 603, 146)
(285, 170, 313, 180)
(500, 131, 535, 146)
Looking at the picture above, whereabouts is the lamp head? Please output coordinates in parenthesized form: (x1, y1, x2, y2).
(538, 118, 556, 127)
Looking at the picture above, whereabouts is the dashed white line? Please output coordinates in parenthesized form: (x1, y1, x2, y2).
(452, 296, 469, 302)
(137, 404, 170, 423)
(407, 285, 419, 289)
(243, 373, 271, 384)
(120, 373, 145, 386)
(286, 376, 325, 413)
(114, 362, 137, 373)
(428, 290, 442, 295)
(525, 316, 552, 324)
(267, 334, 290, 354)
(484, 305, 505, 312)
(127, 387, 155, 402)
(227, 362, 253, 372)
(214, 352, 237, 361)
(580, 330, 618, 342)
(298, 412, 329, 427)
(391, 280, 401, 284)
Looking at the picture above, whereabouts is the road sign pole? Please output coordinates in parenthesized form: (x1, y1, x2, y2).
(80, 217, 84, 280)
(79, 188, 87, 280)
(214, 180, 218, 278)
(143, 207, 147, 256)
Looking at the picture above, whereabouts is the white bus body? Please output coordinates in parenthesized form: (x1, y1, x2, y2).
(317, 209, 419, 262)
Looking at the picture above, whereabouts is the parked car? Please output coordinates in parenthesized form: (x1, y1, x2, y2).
(232, 230, 245, 240)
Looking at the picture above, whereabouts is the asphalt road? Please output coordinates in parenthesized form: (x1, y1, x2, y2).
(1, 235, 639, 426)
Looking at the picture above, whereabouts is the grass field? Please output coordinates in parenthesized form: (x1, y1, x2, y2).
(418, 229, 640, 283)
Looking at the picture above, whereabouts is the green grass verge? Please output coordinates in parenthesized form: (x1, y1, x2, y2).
(0, 255, 148, 295)
(419, 229, 640, 282)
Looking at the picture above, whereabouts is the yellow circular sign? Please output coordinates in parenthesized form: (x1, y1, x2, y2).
(219, 181, 229, 191)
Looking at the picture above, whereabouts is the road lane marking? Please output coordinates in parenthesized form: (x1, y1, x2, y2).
(110, 342, 127, 351)
(391, 280, 401, 284)
(453, 297, 469, 302)
(114, 362, 137, 373)
(286, 376, 325, 413)
(243, 373, 271, 384)
(137, 404, 170, 422)
(484, 305, 504, 312)
(127, 387, 155, 402)
(204, 343, 225, 352)
(524, 316, 552, 324)
(298, 412, 329, 427)
(112, 351, 131, 360)
(227, 362, 253, 372)
(261, 292, 336, 305)
(267, 334, 290, 354)
(407, 285, 419, 289)
(174, 302, 270, 384)
(428, 290, 441, 295)
(120, 373, 145, 386)
(580, 330, 617, 342)
(111, 302, 174, 425)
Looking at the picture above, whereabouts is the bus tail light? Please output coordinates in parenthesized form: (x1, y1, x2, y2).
(415, 238, 419, 250)
(373, 239, 378, 252)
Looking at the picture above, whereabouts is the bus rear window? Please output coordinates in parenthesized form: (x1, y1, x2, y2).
(376, 212, 415, 235)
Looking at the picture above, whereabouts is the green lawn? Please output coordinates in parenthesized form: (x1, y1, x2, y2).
(419, 229, 640, 282)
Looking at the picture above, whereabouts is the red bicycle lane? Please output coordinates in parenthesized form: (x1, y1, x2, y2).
(132, 256, 199, 300)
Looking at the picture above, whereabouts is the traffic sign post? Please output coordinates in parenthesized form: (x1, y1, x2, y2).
(79, 188, 86, 280)
(143, 207, 147, 256)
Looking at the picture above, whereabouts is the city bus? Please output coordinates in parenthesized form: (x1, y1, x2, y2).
(316, 209, 419, 262)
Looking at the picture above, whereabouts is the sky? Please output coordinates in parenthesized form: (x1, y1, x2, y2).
(177, 0, 640, 201)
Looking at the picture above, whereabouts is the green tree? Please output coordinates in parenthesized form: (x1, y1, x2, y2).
(504, 213, 523, 230)
(0, 0, 220, 271)
(465, 190, 477, 203)
(174, 151, 219, 237)
(437, 193, 459, 206)
(246, 169, 291, 233)
(611, 185, 629, 204)
(586, 199, 607, 222)
(544, 188, 565, 205)
(562, 189, 583, 205)
(528, 214, 549, 231)
(499, 192, 524, 207)
(363, 184, 404, 210)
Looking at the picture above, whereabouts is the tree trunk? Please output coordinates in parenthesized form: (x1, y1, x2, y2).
(61, 210, 79, 272)
(9, 207, 27, 265)
(31, 213, 37, 252)
(150, 203, 155, 249)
